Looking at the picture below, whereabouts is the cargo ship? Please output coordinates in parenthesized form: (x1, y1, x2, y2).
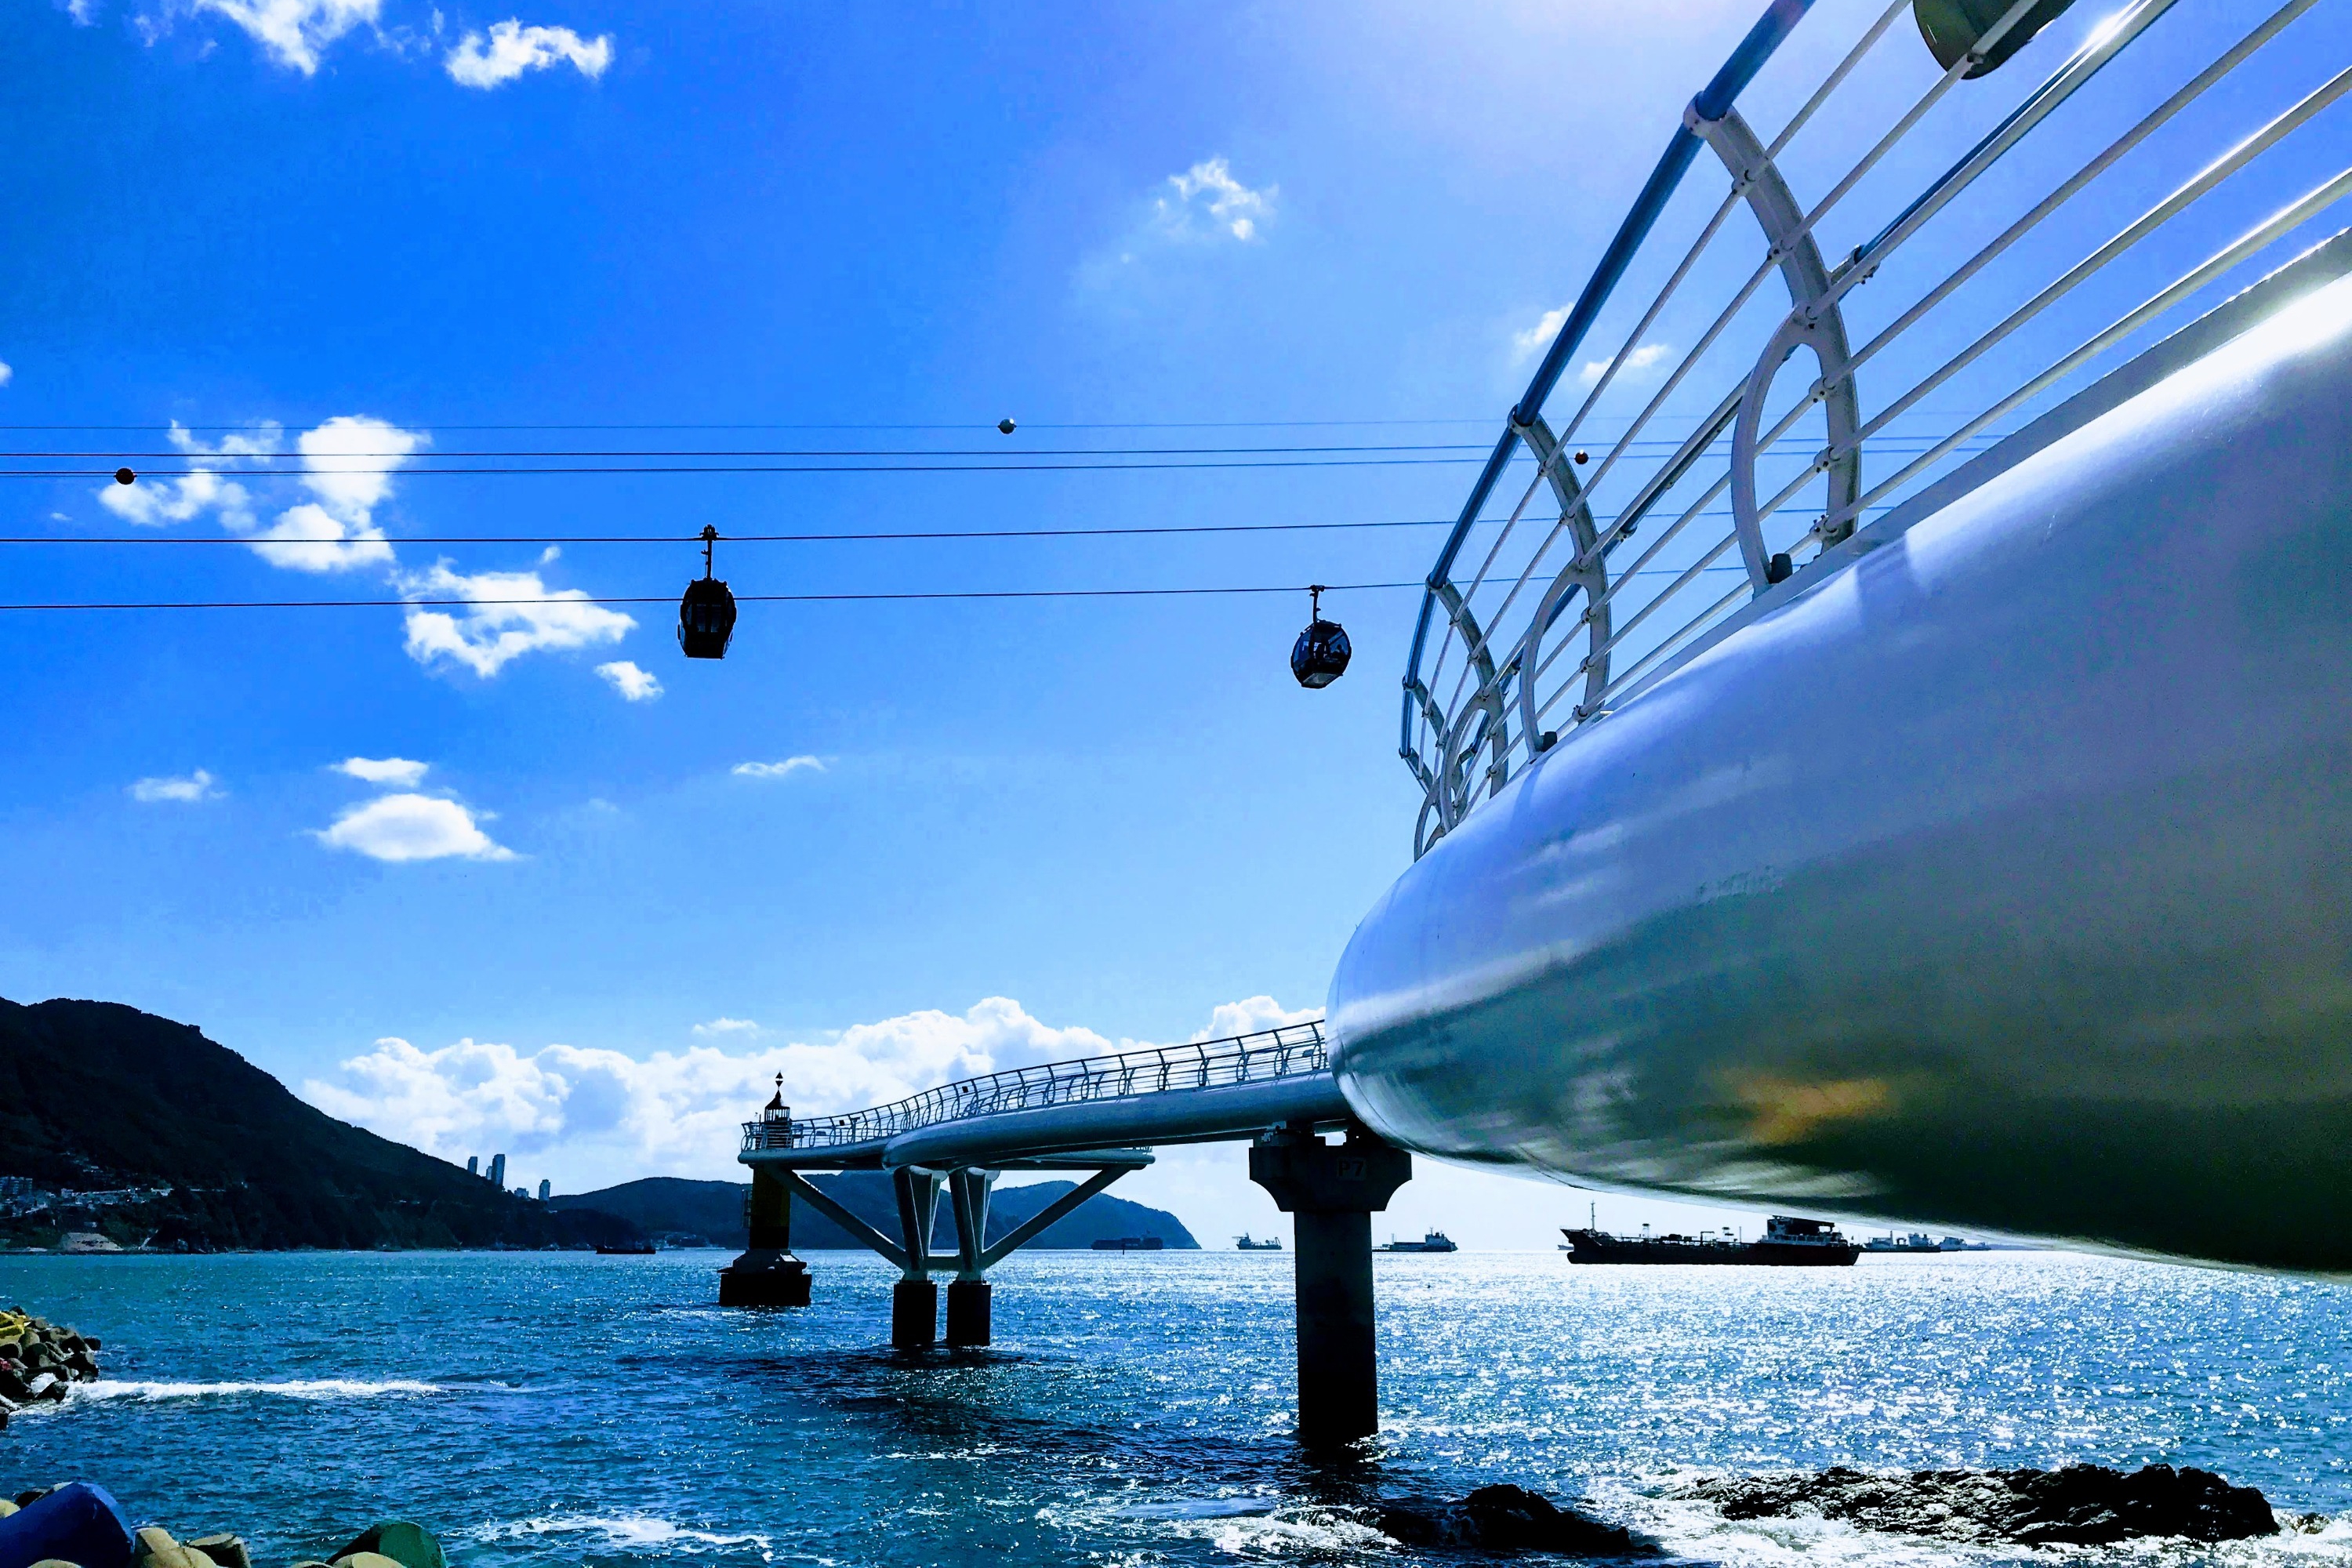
(1091, 1236, 1164, 1252)
(1559, 1214, 1858, 1266)
(1379, 1229, 1459, 1253)
(1864, 1231, 1986, 1254)
(1234, 1233, 1283, 1250)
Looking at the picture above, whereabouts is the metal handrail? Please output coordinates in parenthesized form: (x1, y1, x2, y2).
(740, 1020, 1330, 1153)
(1402, 0, 2352, 858)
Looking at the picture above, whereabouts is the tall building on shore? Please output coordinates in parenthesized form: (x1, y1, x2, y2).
(488, 1153, 506, 1189)
(466, 1156, 479, 1176)
(538, 1179, 551, 1201)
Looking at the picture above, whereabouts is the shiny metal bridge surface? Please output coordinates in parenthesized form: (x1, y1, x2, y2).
(739, 1022, 1348, 1170)
(1338, 0, 2352, 1272)
(1401, 0, 2352, 858)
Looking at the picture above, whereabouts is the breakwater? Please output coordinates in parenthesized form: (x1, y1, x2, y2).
(0, 1312, 100, 1426)
(0, 1482, 446, 1568)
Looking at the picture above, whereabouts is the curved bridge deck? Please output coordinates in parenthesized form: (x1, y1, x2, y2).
(738, 1021, 1348, 1171)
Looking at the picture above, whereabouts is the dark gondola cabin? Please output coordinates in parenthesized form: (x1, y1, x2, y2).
(679, 524, 737, 659)
(1290, 586, 1351, 689)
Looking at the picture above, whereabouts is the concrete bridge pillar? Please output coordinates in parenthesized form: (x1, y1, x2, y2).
(717, 1167, 811, 1306)
(1248, 1123, 1411, 1446)
(891, 1167, 945, 1348)
(945, 1167, 996, 1348)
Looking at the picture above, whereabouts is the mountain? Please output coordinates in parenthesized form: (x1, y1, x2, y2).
(0, 996, 640, 1251)
(557, 1174, 1200, 1250)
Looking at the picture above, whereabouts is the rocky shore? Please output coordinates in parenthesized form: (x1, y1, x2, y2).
(0, 1483, 447, 1568)
(1683, 1463, 2278, 1546)
(0, 1313, 102, 1428)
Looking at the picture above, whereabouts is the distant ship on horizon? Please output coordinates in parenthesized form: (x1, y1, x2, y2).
(1234, 1233, 1282, 1250)
(1864, 1231, 1991, 1254)
(1379, 1229, 1458, 1254)
(1559, 1214, 1859, 1266)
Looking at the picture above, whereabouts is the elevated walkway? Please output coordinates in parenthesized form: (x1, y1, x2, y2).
(723, 1022, 1399, 1443)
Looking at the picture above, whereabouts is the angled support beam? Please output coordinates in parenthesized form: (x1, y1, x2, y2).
(949, 1168, 997, 1281)
(775, 1168, 908, 1272)
(978, 1167, 1127, 1270)
(894, 1167, 945, 1281)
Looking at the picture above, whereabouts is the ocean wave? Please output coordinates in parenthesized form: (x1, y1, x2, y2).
(477, 1515, 774, 1552)
(70, 1378, 450, 1401)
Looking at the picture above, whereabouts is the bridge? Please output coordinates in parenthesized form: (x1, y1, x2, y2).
(720, 1022, 1411, 1445)
(728, 0, 2352, 1443)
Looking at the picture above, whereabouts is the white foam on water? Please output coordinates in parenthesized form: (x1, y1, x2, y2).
(478, 1515, 774, 1552)
(1594, 1476, 2352, 1568)
(69, 1378, 448, 1400)
(1161, 1504, 1392, 1559)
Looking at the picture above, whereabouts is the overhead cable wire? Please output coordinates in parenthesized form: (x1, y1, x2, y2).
(0, 581, 1429, 612)
(2, 456, 1489, 478)
(0, 562, 1779, 613)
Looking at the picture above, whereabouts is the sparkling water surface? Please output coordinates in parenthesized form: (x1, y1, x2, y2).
(2, 1250, 2350, 1568)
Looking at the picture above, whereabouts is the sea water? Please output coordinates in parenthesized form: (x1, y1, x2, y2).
(1, 1250, 2349, 1567)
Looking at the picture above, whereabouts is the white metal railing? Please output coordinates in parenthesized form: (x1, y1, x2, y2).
(1403, 0, 2352, 857)
(739, 1021, 1330, 1153)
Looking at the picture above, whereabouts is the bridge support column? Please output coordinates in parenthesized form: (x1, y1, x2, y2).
(718, 1167, 811, 1307)
(946, 1167, 996, 1347)
(1248, 1123, 1410, 1446)
(891, 1167, 945, 1348)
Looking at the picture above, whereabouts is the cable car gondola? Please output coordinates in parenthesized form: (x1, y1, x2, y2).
(1290, 585, 1351, 689)
(678, 524, 737, 659)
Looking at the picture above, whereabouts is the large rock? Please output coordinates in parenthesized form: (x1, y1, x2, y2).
(1374, 1486, 1657, 1555)
(1686, 1465, 2278, 1545)
(330, 1523, 441, 1568)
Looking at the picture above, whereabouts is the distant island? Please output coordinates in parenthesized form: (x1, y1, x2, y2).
(555, 1175, 1200, 1251)
(0, 996, 1196, 1253)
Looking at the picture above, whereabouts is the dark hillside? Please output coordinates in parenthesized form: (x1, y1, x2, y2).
(0, 996, 637, 1251)
(559, 1174, 1200, 1250)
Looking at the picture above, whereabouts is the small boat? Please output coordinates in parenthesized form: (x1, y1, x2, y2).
(1234, 1233, 1283, 1251)
(595, 1241, 657, 1255)
(1379, 1229, 1458, 1253)
(1091, 1236, 1164, 1252)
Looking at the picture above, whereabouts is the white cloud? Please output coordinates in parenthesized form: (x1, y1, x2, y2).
(334, 756, 429, 787)
(731, 757, 823, 779)
(314, 792, 513, 862)
(400, 561, 634, 677)
(1152, 158, 1275, 243)
(1575, 341, 1675, 387)
(128, 769, 220, 804)
(595, 660, 661, 702)
(240, 414, 422, 572)
(189, 0, 382, 74)
(1512, 306, 1571, 361)
(65, 0, 100, 24)
(0, 361, 13, 386)
(445, 19, 612, 87)
(100, 465, 256, 531)
(299, 996, 1289, 1180)
(1192, 994, 1321, 1042)
(91, 416, 419, 572)
(97, 425, 275, 530)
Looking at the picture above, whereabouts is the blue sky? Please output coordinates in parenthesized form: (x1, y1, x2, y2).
(5, 0, 2343, 1250)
